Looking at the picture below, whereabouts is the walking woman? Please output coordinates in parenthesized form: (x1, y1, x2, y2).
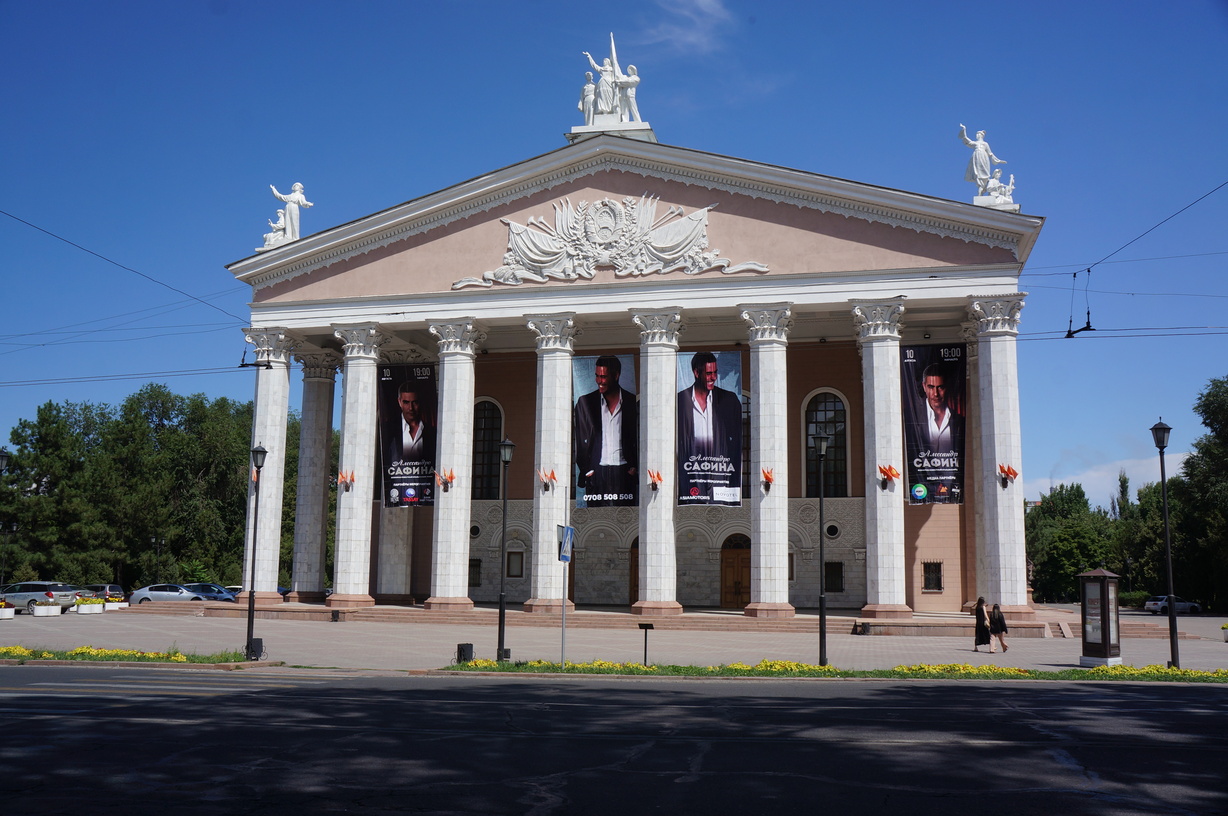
(989, 603, 1009, 653)
(973, 597, 992, 652)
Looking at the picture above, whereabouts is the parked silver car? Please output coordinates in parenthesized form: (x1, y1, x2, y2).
(129, 584, 207, 604)
(0, 581, 94, 613)
(84, 584, 126, 601)
(1143, 595, 1201, 615)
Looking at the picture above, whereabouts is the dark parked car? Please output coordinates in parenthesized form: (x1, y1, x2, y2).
(183, 583, 237, 602)
(84, 584, 126, 601)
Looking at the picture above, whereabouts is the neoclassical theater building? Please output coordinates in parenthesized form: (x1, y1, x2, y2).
(229, 88, 1043, 620)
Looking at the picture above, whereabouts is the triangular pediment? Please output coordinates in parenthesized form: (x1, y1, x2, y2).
(228, 136, 1042, 306)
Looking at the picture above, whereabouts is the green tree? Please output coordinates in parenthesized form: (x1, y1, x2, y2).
(1174, 375, 1228, 608)
(1025, 483, 1112, 601)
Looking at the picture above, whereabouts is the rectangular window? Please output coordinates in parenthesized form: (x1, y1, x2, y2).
(506, 551, 524, 579)
(824, 561, 844, 593)
(923, 561, 943, 592)
(468, 558, 482, 587)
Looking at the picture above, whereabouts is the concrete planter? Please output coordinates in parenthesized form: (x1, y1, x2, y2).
(104, 602, 127, 611)
(76, 604, 104, 615)
(32, 605, 62, 617)
(0, 607, 15, 621)
(1223, 629, 1228, 643)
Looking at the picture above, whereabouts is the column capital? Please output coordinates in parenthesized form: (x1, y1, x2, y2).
(739, 302, 793, 344)
(294, 350, 342, 381)
(244, 327, 302, 365)
(428, 318, 485, 357)
(850, 299, 906, 344)
(630, 308, 683, 347)
(332, 324, 391, 359)
(967, 294, 1025, 336)
(380, 345, 435, 366)
(525, 312, 579, 353)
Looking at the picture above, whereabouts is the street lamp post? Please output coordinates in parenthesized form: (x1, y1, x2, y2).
(246, 445, 268, 662)
(496, 438, 516, 662)
(809, 434, 831, 666)
(1150, 421, 1180, 669)
(0, 449, 9, 585)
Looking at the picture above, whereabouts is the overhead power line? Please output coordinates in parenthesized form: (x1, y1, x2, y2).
(0, 207, 248, 323)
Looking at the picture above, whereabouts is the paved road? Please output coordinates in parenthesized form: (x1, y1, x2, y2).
(1, 665, 1225, 815)
(2, 606, 1226, 673)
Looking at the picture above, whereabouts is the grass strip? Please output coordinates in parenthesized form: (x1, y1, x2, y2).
(444, 657, 1228, 683)
(0, 644, 247, 664)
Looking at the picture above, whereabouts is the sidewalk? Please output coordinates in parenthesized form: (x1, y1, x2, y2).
(3, 606, 1226, 674)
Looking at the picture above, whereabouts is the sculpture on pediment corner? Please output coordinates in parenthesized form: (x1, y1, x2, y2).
(259, 209, 287, 251)
(619, 65, 641, 123)
(985, 169, 1016, 204)
(452, 196, 768, 290)
(270, 182, 313, 241)
(959, 124, 1006, 196)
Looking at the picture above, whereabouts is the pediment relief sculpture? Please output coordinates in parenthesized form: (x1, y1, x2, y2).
(452, 195, 768, 290)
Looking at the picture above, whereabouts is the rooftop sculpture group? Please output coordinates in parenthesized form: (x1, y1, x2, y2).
(959, 124, 1018, 209)
(256, 182, 314, 252)
(578, 34, 642, 126)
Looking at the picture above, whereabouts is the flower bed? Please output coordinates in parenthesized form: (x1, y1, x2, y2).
(447, 658, 1228, 683)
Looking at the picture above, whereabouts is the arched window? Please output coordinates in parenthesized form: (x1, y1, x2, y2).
(471, 400, 503, 500)
(805, 392, 847, 498)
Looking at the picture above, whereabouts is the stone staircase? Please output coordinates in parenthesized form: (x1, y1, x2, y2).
(1048, 619, 1201, 640)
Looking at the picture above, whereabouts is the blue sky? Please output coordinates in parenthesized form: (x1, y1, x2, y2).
(2, 1, 1225, 508)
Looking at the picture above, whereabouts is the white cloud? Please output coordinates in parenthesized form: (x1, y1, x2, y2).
(641, 0, 735, 53)
(1023, 452, 1189, 510)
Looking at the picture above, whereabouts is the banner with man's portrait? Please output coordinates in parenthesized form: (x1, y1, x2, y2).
(901, 344, 966, 504)
(676, 349, 743, 507)
(572, 354, 638, 508)
(378, 364, 438, 508)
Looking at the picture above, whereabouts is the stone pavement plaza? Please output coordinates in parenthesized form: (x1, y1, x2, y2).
(3, 605, 1227, 674)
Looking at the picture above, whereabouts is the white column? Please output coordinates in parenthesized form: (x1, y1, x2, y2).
(242, 328, 301, 604)
(851, 300, 912, 618)
(327, 324, 389, 608)
(424, 318, 484, 611)
(739, 303, 794, 618)
(968, 294, 1031, 615)
(630, 308, 684, 615)
(524, 313, 577, 613)
(287, 350, 340, 603)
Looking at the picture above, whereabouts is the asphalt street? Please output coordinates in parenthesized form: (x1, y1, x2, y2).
(1, 665, 1225, 815)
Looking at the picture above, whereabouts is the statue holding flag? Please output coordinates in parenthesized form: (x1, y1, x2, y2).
(582, 33, 641, 122)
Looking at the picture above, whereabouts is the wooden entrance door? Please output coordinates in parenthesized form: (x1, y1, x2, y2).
(720, 535, 752, 608)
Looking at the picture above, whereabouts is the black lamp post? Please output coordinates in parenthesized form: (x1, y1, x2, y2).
(496, 438, 515, 662)
(0, 451, 11, 585)
(246, 444, 268, 662)
(1150, 420, 1180, 669)
(809, 434, 830, 666)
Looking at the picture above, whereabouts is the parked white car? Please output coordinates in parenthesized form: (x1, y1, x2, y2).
(1143, 595, 1200, 615)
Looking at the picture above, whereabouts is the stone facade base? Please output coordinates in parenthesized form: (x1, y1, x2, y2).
(285, 591, 326, 603)
(1000, 604, 1036, 621)
(325, 593, 375, 609)
(523, 598, 576, 614)
(743, 602, 796, 619)
(236, 591, 286, 605)
(423, 596, 475, 611)
(860, 603, 913, 619)
(631, 600, 684, 616)
(373, 593, 416, 606)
